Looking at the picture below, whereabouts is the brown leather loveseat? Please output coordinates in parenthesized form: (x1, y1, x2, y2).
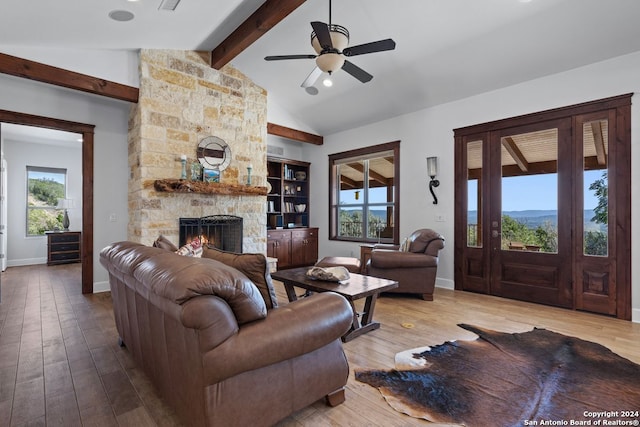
(100, 241, 353, 426)
(365, 229, 445, 300)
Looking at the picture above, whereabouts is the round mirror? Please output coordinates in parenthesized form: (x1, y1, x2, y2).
(197, 136, 231, 171)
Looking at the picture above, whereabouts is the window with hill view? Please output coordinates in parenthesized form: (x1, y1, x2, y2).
(329, 141, 400, 244)
(27, 166, 67, 236)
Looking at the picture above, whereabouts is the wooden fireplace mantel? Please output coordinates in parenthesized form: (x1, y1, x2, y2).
(151, 179, 268, 196)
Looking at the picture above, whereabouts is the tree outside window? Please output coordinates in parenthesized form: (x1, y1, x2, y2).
(27, 166, 66, 236)
(329, 141, 400, 244)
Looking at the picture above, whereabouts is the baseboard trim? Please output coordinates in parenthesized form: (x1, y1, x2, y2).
(7, 258, 47, 267)
(435, 278, 455, 290)
(93, 281, 110, 293)
(632, 308, 640, 324)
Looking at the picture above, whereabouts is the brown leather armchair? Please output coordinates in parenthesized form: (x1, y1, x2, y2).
(365, 229, 445, 300)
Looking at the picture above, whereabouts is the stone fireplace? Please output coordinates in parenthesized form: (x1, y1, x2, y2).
(128, 50, 267, 253)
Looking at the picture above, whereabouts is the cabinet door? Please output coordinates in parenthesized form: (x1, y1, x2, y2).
(267, 231, 291, 269)
(291, 229, 318, 266)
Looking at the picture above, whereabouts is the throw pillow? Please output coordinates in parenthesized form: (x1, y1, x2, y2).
(202, 245, 278, 309)
(175, 238, 203, 258)
(152, 234, 178, 252)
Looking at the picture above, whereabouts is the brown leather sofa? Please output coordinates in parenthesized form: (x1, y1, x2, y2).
(364, 229, 445, 300)
(100, 241, 353, 427)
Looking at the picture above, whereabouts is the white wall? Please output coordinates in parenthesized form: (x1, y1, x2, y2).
(0, 74, 130, 290)
(3, 140, 82, 265)
(291, 50, 640, 322)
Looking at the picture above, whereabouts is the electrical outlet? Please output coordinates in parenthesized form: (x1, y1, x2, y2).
(109, 213, 117, 222)
(435, 215, 445, 222)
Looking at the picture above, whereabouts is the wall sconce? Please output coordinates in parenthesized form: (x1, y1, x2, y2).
(427, 156, 440, 205)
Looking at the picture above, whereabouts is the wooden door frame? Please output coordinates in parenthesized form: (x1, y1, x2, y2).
(0, 110, 95, 294)
(454, 94, 632, 320)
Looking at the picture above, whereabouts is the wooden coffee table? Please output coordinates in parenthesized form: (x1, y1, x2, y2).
(271, 267, 398, 342)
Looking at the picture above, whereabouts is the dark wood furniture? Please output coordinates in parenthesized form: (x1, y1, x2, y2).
(267, 228, 318, 269)
(46, 231, 81, 266)
(359, 244, 375, 273)
(271, 267, 398, 342)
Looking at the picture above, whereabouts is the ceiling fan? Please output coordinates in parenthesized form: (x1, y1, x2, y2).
(264, 0, 396, 92)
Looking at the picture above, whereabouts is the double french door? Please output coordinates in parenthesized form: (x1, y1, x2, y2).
(454, 95, 631, 319)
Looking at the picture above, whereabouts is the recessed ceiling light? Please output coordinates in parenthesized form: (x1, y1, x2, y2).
(305, 86, 319, 95)
(108, 10, 135, 22)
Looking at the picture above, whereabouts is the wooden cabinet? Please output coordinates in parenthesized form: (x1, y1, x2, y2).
(267, 229, 291, 269)
(46, 231, 81, 266)
(267, 228, 318, 270)
(267, 157, 310, 229)
(291, 228, 318, 267)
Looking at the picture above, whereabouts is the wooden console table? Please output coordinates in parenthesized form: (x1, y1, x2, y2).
(46, 231, 81, 265)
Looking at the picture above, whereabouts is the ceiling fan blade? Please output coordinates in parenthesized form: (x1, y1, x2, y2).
(265, 54, 317, 61)
(343, 39, 396, 57)
(311, 21, 333, 50)
(301, 66, 323, 88)
(342, 60, 373, 83)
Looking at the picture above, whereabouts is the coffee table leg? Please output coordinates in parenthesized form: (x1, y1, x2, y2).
(283, 282, 298, 302)
(342, 293, 381, 342)
(361, 293, 379, 325)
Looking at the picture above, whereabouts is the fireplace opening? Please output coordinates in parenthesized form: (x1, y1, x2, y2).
(179, 215, 243, 253)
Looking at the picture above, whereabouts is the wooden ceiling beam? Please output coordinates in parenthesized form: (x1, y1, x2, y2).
(0, 53, 139, 103)
(211, 0, 307, 70)
(590, 121, 607, 166)
(267, 122, 323, 145)
(344, 162, 388, 186)
(502, 137, 529, 172)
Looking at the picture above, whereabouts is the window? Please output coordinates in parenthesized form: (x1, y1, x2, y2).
(329, 141, 400, 244)
(26, 166, 67, 236)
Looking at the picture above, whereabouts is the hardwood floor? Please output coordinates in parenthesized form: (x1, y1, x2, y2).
(1, 263, 639, 426)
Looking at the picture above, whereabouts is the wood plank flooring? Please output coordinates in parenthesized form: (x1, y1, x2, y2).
(1, 263, 639, 426)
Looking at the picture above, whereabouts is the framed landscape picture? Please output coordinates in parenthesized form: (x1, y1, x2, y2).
(203, 168, 220, 183)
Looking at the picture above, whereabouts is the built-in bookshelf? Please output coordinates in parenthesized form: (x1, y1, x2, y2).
(266, 157, 310, 229)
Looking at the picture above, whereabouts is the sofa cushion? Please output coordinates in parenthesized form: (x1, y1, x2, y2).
(153, 234, 178, 252)
(202, 245, 278, 309)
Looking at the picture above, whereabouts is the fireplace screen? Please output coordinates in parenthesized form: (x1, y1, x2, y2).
(179, 215, 243, 253)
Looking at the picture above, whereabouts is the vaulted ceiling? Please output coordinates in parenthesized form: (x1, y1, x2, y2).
(2, 0, 640, 135)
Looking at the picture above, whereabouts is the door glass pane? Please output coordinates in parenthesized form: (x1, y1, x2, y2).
(500, 129, 558, 253)
(337, 161, 364, 238)
(583, 119, 608, 256)
(467, 140, 482, 247)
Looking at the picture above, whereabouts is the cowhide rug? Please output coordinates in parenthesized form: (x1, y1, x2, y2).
(355, 324, 640, 426)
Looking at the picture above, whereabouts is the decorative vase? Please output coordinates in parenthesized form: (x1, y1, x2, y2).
(295, 171, 307, 181)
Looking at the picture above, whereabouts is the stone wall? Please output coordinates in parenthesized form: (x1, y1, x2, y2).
(128, 50, 267, 253)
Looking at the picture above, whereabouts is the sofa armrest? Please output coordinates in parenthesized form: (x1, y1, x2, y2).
(181, 295, 240, 352)
(202, 292, 352, 384)
(370, 250, 438, 269)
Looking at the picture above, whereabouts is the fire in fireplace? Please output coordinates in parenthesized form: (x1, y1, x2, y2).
(179, 215, 243, 253)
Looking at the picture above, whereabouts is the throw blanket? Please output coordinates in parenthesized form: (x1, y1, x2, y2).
(356, 324, 640, 426)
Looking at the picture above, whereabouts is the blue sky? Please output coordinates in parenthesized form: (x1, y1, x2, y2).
(469, 170, 603, 211)
(29, 170, 65, 184)
(342, 171, 605, 211)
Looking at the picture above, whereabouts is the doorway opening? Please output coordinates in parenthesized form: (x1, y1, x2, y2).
(0, 110, 95, 293)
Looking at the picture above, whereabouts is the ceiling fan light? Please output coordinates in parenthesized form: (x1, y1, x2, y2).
(323, 78, 333, 87)
(316, 53, 345, 73)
